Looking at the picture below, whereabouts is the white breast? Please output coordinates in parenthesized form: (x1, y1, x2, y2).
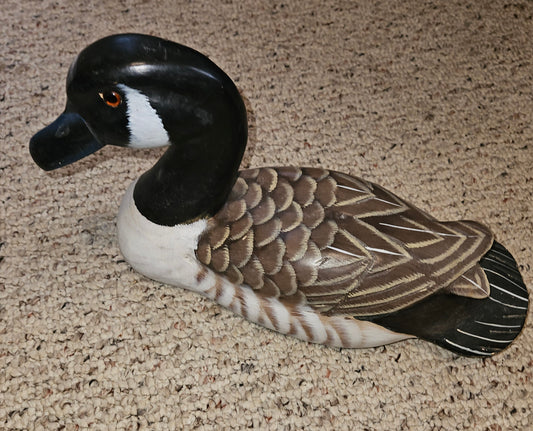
(117, 181, 207, 288)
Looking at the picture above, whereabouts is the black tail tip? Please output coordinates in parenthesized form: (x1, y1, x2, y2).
(439, 241, 529, 357)
(375, 241, 529, 357)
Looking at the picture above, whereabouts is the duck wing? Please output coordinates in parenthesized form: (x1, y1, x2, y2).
(196, 167, 494, 319)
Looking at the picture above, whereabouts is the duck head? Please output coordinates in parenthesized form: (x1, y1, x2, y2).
(30, 33, 248, 225)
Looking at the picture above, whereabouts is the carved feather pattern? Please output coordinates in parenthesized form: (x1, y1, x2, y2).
(196, 167, 493, 318)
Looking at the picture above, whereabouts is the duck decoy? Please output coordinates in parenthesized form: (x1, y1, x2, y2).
(30, 34, 528, 357)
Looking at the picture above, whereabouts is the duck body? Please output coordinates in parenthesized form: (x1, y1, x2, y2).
(118, 179, 407, 348)
(30, 34, 528, 357)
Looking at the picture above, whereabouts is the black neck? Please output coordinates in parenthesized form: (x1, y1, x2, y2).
(132, 103, 247, 226)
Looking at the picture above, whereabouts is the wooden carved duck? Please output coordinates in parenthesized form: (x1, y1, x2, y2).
(30, 34, 528, 357)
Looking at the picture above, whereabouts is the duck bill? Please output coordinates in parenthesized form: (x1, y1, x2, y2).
(29, 110, 103, 171)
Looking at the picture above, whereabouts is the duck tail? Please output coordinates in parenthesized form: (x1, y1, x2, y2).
(375, 241, 529, 357)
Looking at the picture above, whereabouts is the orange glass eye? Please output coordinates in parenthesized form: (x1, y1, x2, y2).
(99, 90, 122, 108)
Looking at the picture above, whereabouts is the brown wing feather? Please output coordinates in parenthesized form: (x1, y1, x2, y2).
(196, 167, 493, 318)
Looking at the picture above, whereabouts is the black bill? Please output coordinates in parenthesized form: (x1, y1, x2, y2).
(29, 110, 103, 171)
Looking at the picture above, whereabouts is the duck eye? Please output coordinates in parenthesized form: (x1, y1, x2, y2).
(99, 90, 122, 108)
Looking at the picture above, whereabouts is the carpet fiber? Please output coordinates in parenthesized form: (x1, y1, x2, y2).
(2, 0, 532, 429)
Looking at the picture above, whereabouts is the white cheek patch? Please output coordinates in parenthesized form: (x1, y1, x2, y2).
(117, 84, 170, 148)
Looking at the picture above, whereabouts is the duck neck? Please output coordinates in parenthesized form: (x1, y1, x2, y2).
(132, 103, 247, 226)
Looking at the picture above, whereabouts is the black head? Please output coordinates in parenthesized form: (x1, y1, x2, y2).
(30, 33, 247, 171)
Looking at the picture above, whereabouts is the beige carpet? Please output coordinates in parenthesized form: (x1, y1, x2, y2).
(2, 0, 532, 429)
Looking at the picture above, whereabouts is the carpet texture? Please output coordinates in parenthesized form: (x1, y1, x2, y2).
(1, 0, 532, 429)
